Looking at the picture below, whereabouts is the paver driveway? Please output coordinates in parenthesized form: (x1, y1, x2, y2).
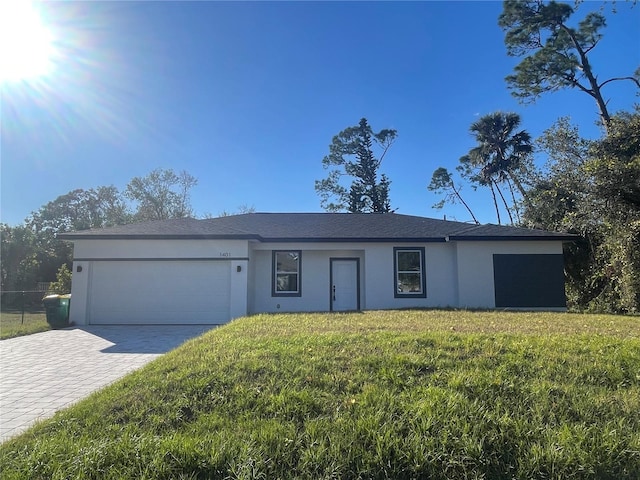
(0, 325, 213, 442)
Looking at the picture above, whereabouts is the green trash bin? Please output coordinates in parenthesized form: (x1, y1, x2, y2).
(42, 294, 71, 329)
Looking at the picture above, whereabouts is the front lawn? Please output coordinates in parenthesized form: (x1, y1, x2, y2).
(1, 310, 639, 479)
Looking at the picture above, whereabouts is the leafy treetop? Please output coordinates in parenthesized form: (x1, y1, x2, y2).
(316, 118, 397, 213)
(499, 0, 639, 132)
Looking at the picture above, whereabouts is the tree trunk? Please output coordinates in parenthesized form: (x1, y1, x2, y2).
(505, 177, 522, 224)
(489, 183, 501, 225)
(559, 24, 611, 132)
(451, 183, 480, 224)
(494, 181, 514, 225)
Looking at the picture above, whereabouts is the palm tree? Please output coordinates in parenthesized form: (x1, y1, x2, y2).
(460, 112, 533, 224)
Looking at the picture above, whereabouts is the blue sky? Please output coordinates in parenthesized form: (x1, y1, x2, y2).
(2, 1, 639, 226)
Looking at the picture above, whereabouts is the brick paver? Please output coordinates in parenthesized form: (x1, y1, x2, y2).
(0, 325, 213, 442)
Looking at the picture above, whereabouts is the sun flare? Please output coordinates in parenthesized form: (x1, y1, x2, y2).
(0, 1, 55, 82)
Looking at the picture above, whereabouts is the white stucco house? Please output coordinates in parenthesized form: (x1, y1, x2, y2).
(58, 213, 575, 325)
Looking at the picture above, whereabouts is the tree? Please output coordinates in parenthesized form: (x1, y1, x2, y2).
(456, 112, 534, 224)
(586, 111, 640, 218)
(0, 224, 39, 291)
(216, 204, 257, 218)
(49, 264, 72, 294)
(522, 112, 640, 312)
(586, 111, 640, 312)
(125, 168, 197, 221)
(522, 117, 592, 231)
(427, 167, 479, 224)
(2, 169, 199, 292)
(499, 0, 639, 132)
(316, 118, 397, 213)
(25, 186, 130, 282)
(27, 186, 130, 234)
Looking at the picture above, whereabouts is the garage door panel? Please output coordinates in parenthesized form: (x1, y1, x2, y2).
(493, 254, 566, 308)
(89, 261, 230, 324)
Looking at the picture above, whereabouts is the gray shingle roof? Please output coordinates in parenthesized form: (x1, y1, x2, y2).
(57, 213, 576, 242)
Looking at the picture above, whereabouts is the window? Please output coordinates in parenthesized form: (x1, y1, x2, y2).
(394, 247, 426, 298)
(272, 250, 301, 297)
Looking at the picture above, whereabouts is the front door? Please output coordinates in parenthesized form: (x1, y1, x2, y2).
(330, 258, 360, 311)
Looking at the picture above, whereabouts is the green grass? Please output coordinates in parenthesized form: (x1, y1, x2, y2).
(0, 311, 50, 339)
(1, 310, 639, 479)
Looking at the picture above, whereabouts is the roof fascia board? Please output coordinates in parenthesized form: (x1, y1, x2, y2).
(257, 237, 448, 243)
(56, 234, 261, 241)
(57, 234, 449, 243)
(447, 235, 577, 242)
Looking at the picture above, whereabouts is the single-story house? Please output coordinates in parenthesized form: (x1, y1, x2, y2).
(58, 213, 576, 325)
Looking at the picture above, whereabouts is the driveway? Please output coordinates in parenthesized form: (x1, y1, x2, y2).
(0, 325, 213, 443)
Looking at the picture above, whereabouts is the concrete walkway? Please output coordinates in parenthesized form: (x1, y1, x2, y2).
(0, 325, 213, 443)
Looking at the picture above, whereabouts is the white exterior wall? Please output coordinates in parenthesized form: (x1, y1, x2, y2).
(455, 241, 564, 309)
(72, 239, 249, 259)
(362, 243, 458, 310)
(249, 244, 363, 314)
(229, 259, 248, 319)
(69, 239, 249, 325)
(249, 242, 459, 314)
(70, 261, 91, 325)
(68, 237, 568, 325)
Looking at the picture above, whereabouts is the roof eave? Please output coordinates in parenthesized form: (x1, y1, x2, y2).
(447, 235, 578, 242)
(57, 234, 577, 242)
(258, 237, 448, 243)
(56, 233, 261, 241)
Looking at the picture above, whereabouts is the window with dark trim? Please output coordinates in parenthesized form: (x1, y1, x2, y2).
(272, 250, 301, 297)
(394, 247, 426, 298)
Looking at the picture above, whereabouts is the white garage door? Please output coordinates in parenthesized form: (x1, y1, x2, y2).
(88, 261, 231, 324)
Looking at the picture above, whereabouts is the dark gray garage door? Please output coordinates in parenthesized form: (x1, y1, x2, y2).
(493, 254, 566, 308)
